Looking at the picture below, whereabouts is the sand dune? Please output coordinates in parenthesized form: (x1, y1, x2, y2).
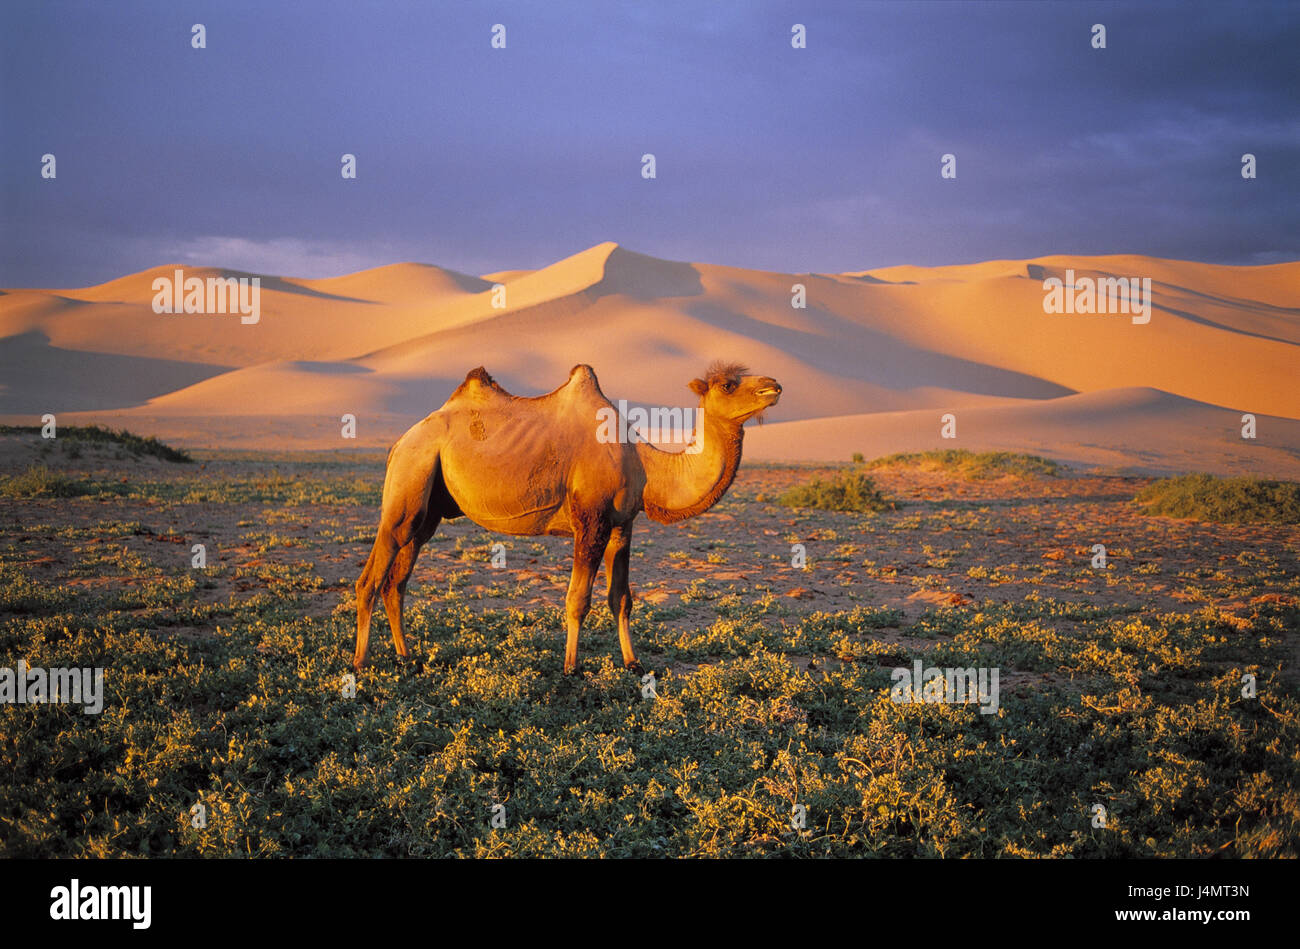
(0, 263, 500, 370)
(480, 269, 536, 284)
(744, 387, 1300, 477)
(0, 330, 233, 414)
(2, 243, 1297, 476)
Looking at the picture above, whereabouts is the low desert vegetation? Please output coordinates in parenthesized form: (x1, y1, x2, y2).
(778, 470, 897, 513)
(1136, 473, 1300, 525)
(0, 424, 193, 463)
(866, 449, 1061, 480)
(0, 455, 1296, 857)
(0, 464, 97, 499)
(1, 559, 1294, 858)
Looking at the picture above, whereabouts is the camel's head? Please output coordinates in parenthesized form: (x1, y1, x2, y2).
(688, 361, 782, 425)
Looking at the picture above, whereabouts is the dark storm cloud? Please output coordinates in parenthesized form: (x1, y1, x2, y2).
(1, 0, 1295, 287)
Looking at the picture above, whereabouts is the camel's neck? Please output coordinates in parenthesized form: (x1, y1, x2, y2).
(636, 410, 744, 525)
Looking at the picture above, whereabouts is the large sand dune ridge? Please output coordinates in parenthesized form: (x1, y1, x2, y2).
(2, 243, 1297, 476)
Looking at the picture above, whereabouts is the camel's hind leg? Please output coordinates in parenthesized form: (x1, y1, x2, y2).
(381, 515, 439, 661)
(355, 533, 400, 669)
(355, 446, 440, 669)
(604, 523, 639, 671)
(564, 515, 613, 675)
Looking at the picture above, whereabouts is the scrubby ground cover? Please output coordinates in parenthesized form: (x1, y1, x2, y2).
(1136, 473, 1300, 525)
(0, 439, 1296, 856)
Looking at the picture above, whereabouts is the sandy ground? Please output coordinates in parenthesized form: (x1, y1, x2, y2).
(4, 440, 1296, 678)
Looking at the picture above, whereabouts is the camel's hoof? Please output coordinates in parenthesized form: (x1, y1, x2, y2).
(563, 663, 583, 678)
(625, 660, 644, 675)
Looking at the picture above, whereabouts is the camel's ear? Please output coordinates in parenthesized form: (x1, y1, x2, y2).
(688, 378, 709, 397)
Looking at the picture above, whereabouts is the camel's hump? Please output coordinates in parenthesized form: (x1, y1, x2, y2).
(450, 366, 511, 401)
(564, 364, 610, 400)
(446, 363, 607, 407)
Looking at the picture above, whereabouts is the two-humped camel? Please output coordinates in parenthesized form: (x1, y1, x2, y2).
(354, 362, 782, 674)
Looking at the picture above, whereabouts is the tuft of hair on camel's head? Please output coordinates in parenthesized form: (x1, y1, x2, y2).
(687, 360, 782, 425)
(689, 361, 748, 396)
(705, 360, 748, 387)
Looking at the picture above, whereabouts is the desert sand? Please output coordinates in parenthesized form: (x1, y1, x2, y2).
(2, 242, 1297, 476)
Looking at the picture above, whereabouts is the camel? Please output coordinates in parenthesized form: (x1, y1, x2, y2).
(353, 361, 782, 674)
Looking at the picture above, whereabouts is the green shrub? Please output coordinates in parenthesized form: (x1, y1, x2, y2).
(1136, 474, 1300, 525)
(0, 464, 93, 498)
(866, 449, 1059, 479)
(778, 471, 896, 513)
(0, 424, 192, 462)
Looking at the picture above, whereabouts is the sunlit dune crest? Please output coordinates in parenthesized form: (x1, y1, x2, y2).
(2, 243, 1297, 476)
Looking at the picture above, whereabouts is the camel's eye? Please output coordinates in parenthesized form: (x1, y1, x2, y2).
(722, 380, 737, 393)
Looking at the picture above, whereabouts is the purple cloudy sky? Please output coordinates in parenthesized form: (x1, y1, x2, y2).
(2, 0, 1297, 287)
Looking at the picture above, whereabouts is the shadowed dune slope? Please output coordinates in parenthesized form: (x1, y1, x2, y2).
(3, 244, 1297, 475)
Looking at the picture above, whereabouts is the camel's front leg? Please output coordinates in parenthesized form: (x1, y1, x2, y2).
(604, 523, 639, 671)
(564, 517, 612, 674)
